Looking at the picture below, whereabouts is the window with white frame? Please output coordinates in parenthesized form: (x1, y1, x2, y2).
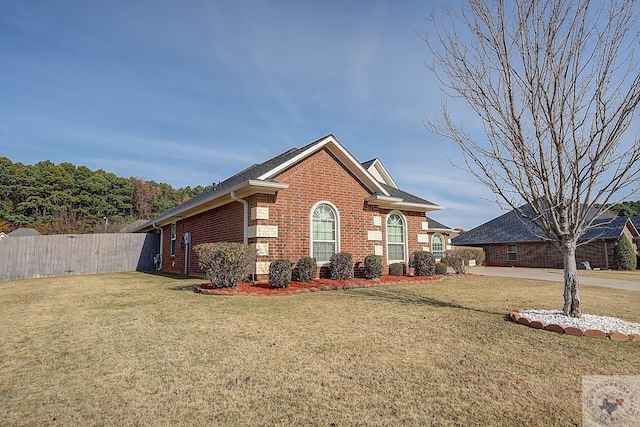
(507, 245, 518, 261)
(386, 213, 406, 262)
(170, 223, 177, 256)
(312, 203, 337, 262)
(431, 234, 444, 259)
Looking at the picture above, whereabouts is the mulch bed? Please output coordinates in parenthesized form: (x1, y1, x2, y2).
(194, 274, 446, 296)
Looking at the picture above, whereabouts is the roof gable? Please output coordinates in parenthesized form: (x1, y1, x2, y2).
(361, 158, 399, 189)
(257, 134, 390, 196)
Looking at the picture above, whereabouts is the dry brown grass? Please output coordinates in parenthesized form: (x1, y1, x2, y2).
(1, 272, 639, 426)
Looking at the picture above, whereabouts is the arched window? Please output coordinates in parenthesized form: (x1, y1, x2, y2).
(432, 234, 444, 260)
(386, 213, 406, 262)
(312, 203, 337, 262)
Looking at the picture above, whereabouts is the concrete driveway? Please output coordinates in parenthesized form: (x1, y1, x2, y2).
(468, 266, 640, 292)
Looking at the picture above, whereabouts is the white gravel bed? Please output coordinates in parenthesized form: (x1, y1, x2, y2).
(519, 309, 640, 335)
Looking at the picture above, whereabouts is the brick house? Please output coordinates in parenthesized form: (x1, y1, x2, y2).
(452, 205, 639, 269)
(135, 135, 453, 279)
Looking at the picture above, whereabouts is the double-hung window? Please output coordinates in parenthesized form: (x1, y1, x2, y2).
(312, 204, 337, 262)
(431, 234, 444, 260)
(387, 213, 406, 262)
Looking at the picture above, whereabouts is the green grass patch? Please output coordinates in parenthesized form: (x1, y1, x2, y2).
(1, 273, 639, 426)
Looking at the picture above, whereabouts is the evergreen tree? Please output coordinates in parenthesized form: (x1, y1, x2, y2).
(613, 235, 637, 271)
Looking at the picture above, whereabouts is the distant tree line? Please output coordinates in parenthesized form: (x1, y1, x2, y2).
(600, 201, 640, 217)
(0, 157, 206, 234)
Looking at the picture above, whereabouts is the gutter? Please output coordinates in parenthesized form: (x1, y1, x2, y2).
(136, 180, 289, 232)
(230, 191, 249, 245)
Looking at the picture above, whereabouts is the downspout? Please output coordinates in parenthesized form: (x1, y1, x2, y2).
(152, 222, 163, 270)
(604, 240, 609, 270)
(230, 191, 248, 245)
(231, 191, 254, 282)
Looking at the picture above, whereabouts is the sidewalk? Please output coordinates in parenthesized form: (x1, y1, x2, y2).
(469, 266, 640, 292)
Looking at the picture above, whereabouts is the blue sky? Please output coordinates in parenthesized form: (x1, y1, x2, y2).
(1, 0, 502, 230)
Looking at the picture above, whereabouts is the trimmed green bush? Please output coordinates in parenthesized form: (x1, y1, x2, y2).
(293, 257, 317, 282)
(329, 252, 353, 280)
(269, 259, 292, 288)
(389, 263, 404, 276)
(441, 248, 479, 274)
(410, 251, 436, 276)
(613, 234, 637, 270)
(364, 254, 383, 279)
(435, 262, 448, 275)
(193, 242, 257, 288)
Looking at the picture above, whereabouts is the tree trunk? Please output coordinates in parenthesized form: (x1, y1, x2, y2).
(562, 240, 582, 318)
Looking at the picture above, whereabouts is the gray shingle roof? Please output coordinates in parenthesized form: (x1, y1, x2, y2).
(135, 135, 442, 232)
(453, 205, 634, 246)
(7, 228, 41, 237)
(379, 183, 439, 207)
(425, 216, 452, 230)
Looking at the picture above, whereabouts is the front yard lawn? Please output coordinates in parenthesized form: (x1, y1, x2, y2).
(1, 272, 639, 426)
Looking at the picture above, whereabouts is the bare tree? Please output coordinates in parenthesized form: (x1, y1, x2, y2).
(425, 0, 640, 317)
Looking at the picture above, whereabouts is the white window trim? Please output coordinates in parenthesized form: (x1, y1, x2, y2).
(386, 211, 408, 264)
(431, 233, 444, 260)
(310, 201, 340, 265)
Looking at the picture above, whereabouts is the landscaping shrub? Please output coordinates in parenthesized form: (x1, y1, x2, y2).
(613, 234, 637, 270)
(389, 263, 404, 276)
(269, 259, 292, 288)
(410, 250, 436, 276)
(329, 252, 353, 280)
(193, 242, 257, 288)
(293, 257, 317, 282)
(435, 262, 448, 275)
(441, 248, 479, 274)
(363, 254, 383, 279)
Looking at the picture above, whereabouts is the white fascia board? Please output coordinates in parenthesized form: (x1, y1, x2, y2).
(392, 202, 444, 211)
(140, 180, 289, 230)
(365, 194, 404, 203)
(427, 227, 455, 233)
(365, 195, 444, 213)
(257, 135, 390, 197)
(246, 180, 289, 191)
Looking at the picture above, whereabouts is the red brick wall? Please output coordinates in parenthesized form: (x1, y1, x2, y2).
(160, 202, 244, 275)
(483, 240, 616, 269)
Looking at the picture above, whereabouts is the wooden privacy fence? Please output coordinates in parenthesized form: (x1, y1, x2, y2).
(0, 233, 159, 280)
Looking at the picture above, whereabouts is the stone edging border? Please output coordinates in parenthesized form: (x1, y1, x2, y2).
(509, 309, 640, 342)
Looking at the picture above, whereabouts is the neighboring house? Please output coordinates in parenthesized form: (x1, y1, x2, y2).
(7, 228, 41, 237)
(632, 217, 640, 251)
(135, 134, 454, 278)
(452, 205, 639, 269)
(0, 232, 8, 241)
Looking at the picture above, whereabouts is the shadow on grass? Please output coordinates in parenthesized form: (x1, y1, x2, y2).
(142, 271, 200, 280)
(141, 271, 202, 291)
(346, 286, 505, 317)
